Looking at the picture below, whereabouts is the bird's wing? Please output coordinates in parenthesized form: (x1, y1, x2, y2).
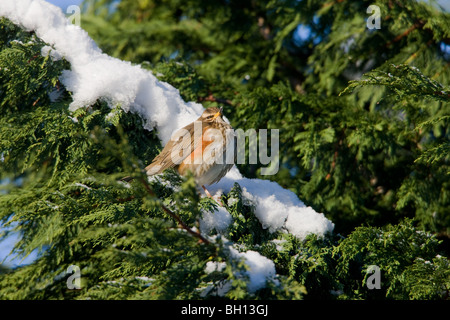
(145, 121, 199, 175)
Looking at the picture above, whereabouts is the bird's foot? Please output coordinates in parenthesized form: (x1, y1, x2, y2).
(202, 185, 224, 207)
(202, 185, 213, 198)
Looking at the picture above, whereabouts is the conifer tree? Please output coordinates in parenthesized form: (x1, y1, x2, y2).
(0, 0, 449, 300)
(81, 0, 450, 235)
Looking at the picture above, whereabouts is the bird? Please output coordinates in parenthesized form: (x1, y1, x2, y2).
(123, 107, 236, 198)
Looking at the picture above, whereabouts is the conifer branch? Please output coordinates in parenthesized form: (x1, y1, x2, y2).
(386, 21, 423, 48)
(322, 0, 345, 9)
(198, 94, 234, 107)
(139, 178, 211, 245)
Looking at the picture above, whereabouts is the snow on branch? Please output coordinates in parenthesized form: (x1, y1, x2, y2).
(1, 0, 334, 292)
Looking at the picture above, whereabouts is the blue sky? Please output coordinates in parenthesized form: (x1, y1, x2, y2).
(46, 0, 83, 11)
(0, 228, 39, 268)
(436, 0, 450, 11)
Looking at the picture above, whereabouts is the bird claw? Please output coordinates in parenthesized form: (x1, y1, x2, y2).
(202, 185, 224, 207)
(202, 185, 213, 198)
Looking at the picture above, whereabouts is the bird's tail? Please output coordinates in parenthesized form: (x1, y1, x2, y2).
(120, 162, 162, 182)
(144, 162, 163, 176)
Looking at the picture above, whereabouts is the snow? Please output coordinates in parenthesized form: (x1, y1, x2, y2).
(198, 166, 334, 240)
(209, 166, 334, 239)
(285, 206, 334, 240)
(200, 206, 232, 235)
(0, 0, 203, 145)
(41, 45, 62, 60)
(229, 247, 277, 292)
(0, 0, 335, 291)
(205, 261, 226, 274)
(271, 239, 287, 251)
(203, 245, 278, 295)
(73, 182, 91, 190)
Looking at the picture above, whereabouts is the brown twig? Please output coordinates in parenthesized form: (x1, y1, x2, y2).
(140, 178, 211, 245)
(198, 94, 234, 107)
(257, 17, 272, 41)
(116, 195, 136, 203)
(326, 150, 338, 181)
(386, 21, 423, 48)
(432, 61, 450, 80)
(322, 0, 345, 9)
(326, 134, 344, 180)
(27, 54, 39, 64)
(32, 97, 40, 107)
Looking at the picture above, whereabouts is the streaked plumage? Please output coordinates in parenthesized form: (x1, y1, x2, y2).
(139, 107, 236, 191)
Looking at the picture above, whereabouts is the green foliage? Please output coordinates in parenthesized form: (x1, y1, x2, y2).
(0, 19, 67, 113)
(1, 0, 449, 300)
(333, 219, 447, 299)
(277, 219, 449, 299)
(0, 19, 304, 299)
(341, 64, 450, 234)
(82, 0, 450, 236)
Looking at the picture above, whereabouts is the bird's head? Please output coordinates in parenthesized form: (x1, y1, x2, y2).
(200, 106, 224, 123)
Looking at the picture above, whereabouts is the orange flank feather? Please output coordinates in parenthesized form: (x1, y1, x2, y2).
(178, 127, 214, 174)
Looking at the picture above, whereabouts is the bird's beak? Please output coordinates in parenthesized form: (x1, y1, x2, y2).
(212, 107, 223, 119)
